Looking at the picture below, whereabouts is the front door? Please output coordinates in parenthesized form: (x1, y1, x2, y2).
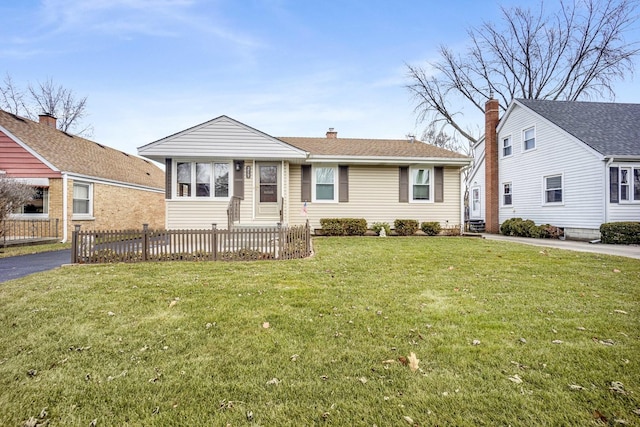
(470, 186, 481, 219)
(255, 162, 280, 219)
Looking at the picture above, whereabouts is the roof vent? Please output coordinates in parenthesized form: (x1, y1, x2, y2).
(407, 134, 415, 143)
(326, 128, 337, 139)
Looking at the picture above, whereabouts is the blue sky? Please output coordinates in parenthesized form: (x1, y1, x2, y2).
(1, 0, 639, 155)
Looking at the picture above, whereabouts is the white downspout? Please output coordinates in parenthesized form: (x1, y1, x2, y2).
(62, 172, 68, 242)
(604, 157, 614, 225)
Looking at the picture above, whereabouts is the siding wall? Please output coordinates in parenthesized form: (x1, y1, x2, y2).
(498, 105, 604, 230)
(288, 164, 462, 230)
(468, 140, 485, 220)
(140, 117, 305, 160)
(0, 131, 60, 178)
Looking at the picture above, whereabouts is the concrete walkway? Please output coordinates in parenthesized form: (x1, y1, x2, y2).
(480, 234, 640, 260)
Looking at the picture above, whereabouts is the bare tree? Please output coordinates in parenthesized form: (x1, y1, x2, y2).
(0, 176, 35, 237)
(0, 74, 93, 137)
(407, 0, 640, 144)
(421, 124, 467, 154)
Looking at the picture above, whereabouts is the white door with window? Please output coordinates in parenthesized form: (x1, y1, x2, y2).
(255, 162, 280, 219)
(470, 186, 481, 219)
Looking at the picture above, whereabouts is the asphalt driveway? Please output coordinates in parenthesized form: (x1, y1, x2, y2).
(0, 250, 71, 283)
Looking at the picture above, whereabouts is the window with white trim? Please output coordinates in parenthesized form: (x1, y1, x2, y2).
(523, 127, 536, 151)
(411, 167, 431, 201)
(15, 186, 49, 215)
(502, 182, 512, 206)
(175, 161, 230, 199)
(314, 166, 336, 201)
(73, 182, 92, 216)
(544, 174, 563, 203)
(620, 167, 640, 201)
(502, 136, 512, 157)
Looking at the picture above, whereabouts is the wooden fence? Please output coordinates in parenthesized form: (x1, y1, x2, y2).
(1, 218, 59, 247)
(71, 222, 311, 264)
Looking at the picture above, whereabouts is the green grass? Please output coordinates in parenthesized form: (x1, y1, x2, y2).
(1, 237, 638, 426)
(0, 241, 70, 258)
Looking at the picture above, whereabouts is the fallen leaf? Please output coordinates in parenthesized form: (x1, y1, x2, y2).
(552, 340, 563, 344)
(610, 381, 626, 394)
(448, 266, 455, 270)
(472, 339, 481, 346)
(398, 356, 408, 366)
(568, 384, 584, 390)
(508, 374, 523, 384)
(168, 300, 177, 308)
(266, 377, 280, 385)
(519, 337, 527, 344)
(290, 354, 299, 362)
(359, 377, 368, 384)
(632, 408, 640, 416)
(613, 269, 621, 273)
(614, 309, 628, 315)
(593, 410, 607, 423)
(403, 415, 414, 424)
(246, 411, 253, 421)
(599, 339, 615, 346)
(89, 419, 98, 427)
(408, 352, 420, 372)
(382, 359, 396, 364)
(262, 322, 270, 329)
(614, 419, 629, 425)
(107, 311, 115, 316)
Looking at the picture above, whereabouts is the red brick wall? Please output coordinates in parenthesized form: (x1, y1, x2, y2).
(484, 99, 500, 234)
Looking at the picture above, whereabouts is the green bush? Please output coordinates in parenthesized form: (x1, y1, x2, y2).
(501, 218, 563, 239)
(420, 221, 442, 236)
(319, 218, 367, 236)
(371, 222, 391, 236)
(600, 222, 640, 244)
(394, 219, 419, 236)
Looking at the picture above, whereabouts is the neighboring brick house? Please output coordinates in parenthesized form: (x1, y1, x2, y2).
(468, 98, 640, 240)
(0, 109, 165, 241)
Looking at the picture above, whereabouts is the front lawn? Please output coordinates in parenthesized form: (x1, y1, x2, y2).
(0, 237, 638, 426)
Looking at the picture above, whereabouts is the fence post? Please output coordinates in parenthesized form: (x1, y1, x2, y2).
(71, 224, 81, 263)
(142, 224, 149, 261)
(305, 219, 310, 256)
(277, 222, 283, 259)
(211, 224, 217, 261)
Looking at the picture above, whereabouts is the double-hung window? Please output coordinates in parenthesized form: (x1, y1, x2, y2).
(619, 167, 640, 201)
(314, 166, 336, 201)
(176, 161, 230, 199)
(502, 136, 512, 157)
(544, 174, 563, 204)
(73, 182, 92, 216)
(411, 168, 431, 201)
(523, 127, 536, 151)
(502, 182, 512, 206)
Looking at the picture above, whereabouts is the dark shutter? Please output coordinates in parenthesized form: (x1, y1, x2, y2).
(339, 165, 349, 202)
(301, 165, 312, 202)
(434, 166, 444, 203)
(165, 158, 172, 199)
(610, 166, 619, 203)
(399, 167, 409, 203)
(233, 160, 244, 199)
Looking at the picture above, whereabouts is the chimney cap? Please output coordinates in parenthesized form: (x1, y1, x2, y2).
(326, 128, 338, 139)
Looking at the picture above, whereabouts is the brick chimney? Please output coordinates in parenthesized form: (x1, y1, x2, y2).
(38, 113, 57, 129)
(484, 98, 500, 233)
(326, 128, 337, 139)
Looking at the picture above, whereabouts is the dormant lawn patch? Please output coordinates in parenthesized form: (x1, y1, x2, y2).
(0, 237, 638, 426)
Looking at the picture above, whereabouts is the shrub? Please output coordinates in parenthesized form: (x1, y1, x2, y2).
(371, 222, 391, 236)
(394, 219, 419, 236)
(319, 218, 367, 236)
(600, 222, 640, 244)
(531, 224, 564, 239)
(420, 221, 441, 236)
(501, 218, 564, 239)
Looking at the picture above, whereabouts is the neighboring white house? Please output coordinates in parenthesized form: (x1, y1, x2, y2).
(137, 115, 472, 232)
(473, 98, 640, 240)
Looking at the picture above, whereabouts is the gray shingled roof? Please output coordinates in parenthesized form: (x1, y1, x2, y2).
(516, 98, 640, 157)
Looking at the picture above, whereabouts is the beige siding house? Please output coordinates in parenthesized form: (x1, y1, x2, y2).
(138, 115, 471, 232)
